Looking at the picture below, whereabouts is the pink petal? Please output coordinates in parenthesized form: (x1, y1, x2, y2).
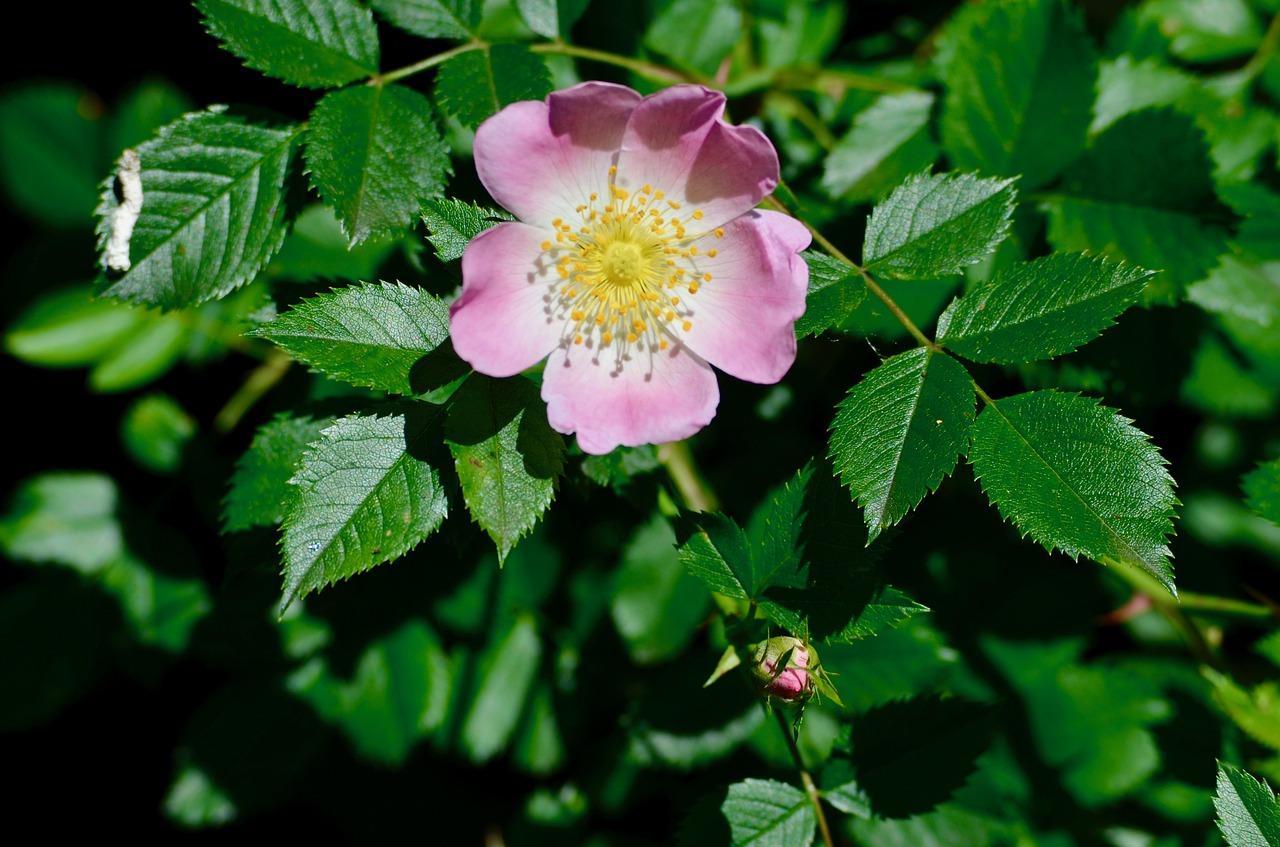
(450, 221, 564, 378)
(474, 82, 641, 227)
(677, 210, 810, 384)
(615, 86, 780, 230)
(541, 341, 720, 454)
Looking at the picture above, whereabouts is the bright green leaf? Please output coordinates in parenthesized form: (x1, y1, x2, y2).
(95, 108, 302, 309)
(1147, 0, 1264, 62)
(444, 374, 565, 562)
(645, 0, 743, 78)
(88, 316, 187, 392)
(937, 253, 1154, 364)
(252, 281, 456, 396)
(121, 393, 197, 473)
(513, 684, 565, 775)
(0, 473, 122, 574)
(823, 90, 938, 203)
(796, 251, 866, 338)
(306, 84, 450, 245)
(100, 553, 211, 652)
(1244, 459, 1280, 526)
(721, 778, 815, 847)
(1204, 667, 1280, 752)
(164, 764, 237, 828)
(830, 348, 975, 539)
(370, 0, 479, 38)
(461, 613, 542, 763)
(280, 405, 451, 611)
(1188, 257, 1280, 330)
(420, 197, 513, 262)
(223, 414, 331, 532)
(196, 0, 379, 88)
(862, 171, 1017, 280)
(0, 83, 101, 227)
(1216, 762, 1280, 847)
(515, 0, 589, 39)
(1091, 56, 1196, 134)
(610, 514, 710, 664)
(436, 45, 552, 129)
(5, 287, 147, 368)
(939, 0, 1096, 189)
(968, 391, 1177, 592)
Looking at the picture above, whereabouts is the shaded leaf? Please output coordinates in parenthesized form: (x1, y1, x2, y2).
(461, 613, 542, 763)
(0, 473, 122, 574)
(796, 251, 865, 339)
(436, 45, 552, 129)
(645, 0, 743, 77)
(721, 778, 815, 847)
(121, 393, 196, 474)
(611, 514, 709, 664)
(267, 204, 396, 282)
(223, 414, 331, 532)
(420, 197, 513, 262)
(1244, 459, 1280, 527)
(516, 0, 590, 39)
(823, 91, 938, 203)
(0, 83, 101, 227)
(863, 171, 1017, 280)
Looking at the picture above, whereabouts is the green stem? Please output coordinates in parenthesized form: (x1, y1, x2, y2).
(1106, 566, 1223, 669)
(1178, 591, 1276, 623)
(772, 707, 838, 847)
(529, 42, 697, 85)
(1241, 11, 1280, 85)
(214, 350, 293, 434)
(377, 41, 486, 85)
(658, 440, 720, 512)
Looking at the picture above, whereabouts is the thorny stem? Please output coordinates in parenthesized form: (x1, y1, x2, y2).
(773, 707, 838, 847)
(214, 350, 293, 434)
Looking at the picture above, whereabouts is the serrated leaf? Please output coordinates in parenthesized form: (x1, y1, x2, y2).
(580, 444, 661, 492)
(307, 84, 450, 245)
(822, 90, 938, 203)
(862, 171, 1016, 280)
(645, 0, 744, 77)
(436, 45, 552, 129)
(677, 511, 758, 600)
(280, 405, 450, 611)
(370, 0, 479, 38)
(1216, 762, 1280, 847)
(721, 778, 815, 847)
(516, 0, 589, 39)
(461, 613, 541, 763)
(1041, 109, 1226, 304)
(223, 414, 331, 532)
(444, 374, 564, 562)
(1244, 459, 1280, 526)
(796, 251, 865, 338)
(937, 253, 1153, 364)
(830, 348, 975, 539)
(95, 108, 301, 309)
(252, 281, 457, 395)
(968, 391, 1177, 593)
(420, 197, 513, 262)
(939, 0, 1096, 189)
(196, 0, 379, 88)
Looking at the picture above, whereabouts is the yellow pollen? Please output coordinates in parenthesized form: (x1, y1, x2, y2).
(671, 296, 680, 305)
(660, 339, 669, 350)
(557, 266, 569, 279)
(602, 331, 613, 344)
(571, 310, 585, 321)
(692, 210, 704, 220)
(654, 190, 664, 199)
(689, 282, 700, 294)
(627, 333, 638, 343)
(682, 321, 692, 331)
(715, 228, 724, 238)
(609, 165, 617, 175)
(590, 192, 598, 200)
(707, 249, 717, 257)
(703, 273, 712, 281)
(689, 246, 698, 255)
(541, 241, 551, 250)
(642, 184, 652, 194)
(668, 200, 682, 209)
(603, 241, 645, 282)
(574, 334, 583, 345)
(595, 315, 606, 325)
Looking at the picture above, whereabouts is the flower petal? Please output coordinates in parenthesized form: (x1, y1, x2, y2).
(474, 82, 641, 227)
(450, 221, 565, 378)
(614, 85, 780, 229)
(677, 210, 810, 383)
(541, 341, 720, 454)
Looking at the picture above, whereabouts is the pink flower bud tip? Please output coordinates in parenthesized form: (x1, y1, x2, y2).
(753, 636, 813, 701)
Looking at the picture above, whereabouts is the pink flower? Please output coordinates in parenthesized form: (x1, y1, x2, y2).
(753, 636, 812, 701)
(449, 82, 810, 454)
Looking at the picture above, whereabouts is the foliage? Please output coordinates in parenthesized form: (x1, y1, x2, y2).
(5, 0, 1280, 843)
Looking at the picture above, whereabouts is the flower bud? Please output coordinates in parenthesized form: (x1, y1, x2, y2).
(752, 636, 813, 701)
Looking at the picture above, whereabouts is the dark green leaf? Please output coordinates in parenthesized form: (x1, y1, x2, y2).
(370, 0, 479, 38)
(1244, 459, 1280, 527)
(420, 197, 513, 262)
(796, 251, 866, 339)
(830, 348, 975, 539)
(676, 511, 757, 599)
(436, 45, 552, 129)
(610, 514, 710, 664)
(280, 405, 450, 611)
(223, 414, 331, 532)
(937, 253, 1154, 364)
(515, 0, 589, 39)
(0, 83, 101, 227)
(580, 444, 661, 492)
(1217, 762, 1280, 847)
(444, 375, 565, 562)
(100, 553, 211, 652)
(0, 473, 122, 574)
(721, 778, 815, 847)
(863, 171, 1017, 280)
(968, 391, 1178, 592)
(644, 0, 744, 78)
(306, 84, 450, 245)
(1042, 109, 1226, 304)
(266, 204, 396, 282)
(824, 90, 937, 203)
(939, 0, 1096, 189)
(121, 393, 196, 473)
(461, 612, 541, 763)
(196, 0, 379, 88)
(95, 108, 301, 309)
(109, 79, 194, 155)
(252, 281, 455, 395)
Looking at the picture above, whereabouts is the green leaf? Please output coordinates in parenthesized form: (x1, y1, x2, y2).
(109, 80, 194, 155)
(88, 316, 188, 392)
(369, 0, 479, 39)
(100, 553, 211, 652)
(515, 0, 589, 39)
(830, 348, 975, 540)
(1146, 0, 1264, 62)
(436, 45, 553, 129)
(580, 444, 661, 492)
(420, 198, 513, 262)
(444, 375, 565, 562)
(610, 514, 710, 664)
(513, 683, 565, 775)
(95, 108, 302, 310)
(1204, 668, 1280, 752)
(306, 84, 450, 245)
(461, 612, 542, 763)
(822, 90, 938, 203)
(1217, 763, 1280, 847)
(1244, 459, 1280, 527)
(0, 473, 122, 574)
(266, 204, 396, 282)
(223, 414, 332, 532)
(937, 253, 1154, 364)
(939, 0, 1096, 189)
(862, 171, 1017, 280)
(163, 764, 237, 828)
(1188, 256, 1280, 330)
(5, 287, 147, 368)
(969, 391, 1177, 592)
(645, 0, 744, 78)
(280, 405, 451, 611)
(1041, 109, 1226, 304)
(1091, 56, 1196, 135)
(796, 251, 866, 339)
(0, 83, 101, 228)
(121, 393, 197, 474)
(251, 281, 456, 396)
(196, 0, 379, 88)
(721, 778, 815, 847)
(677, 511, 758, 599)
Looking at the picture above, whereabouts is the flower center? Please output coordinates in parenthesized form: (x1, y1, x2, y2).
(536, 167, 726, 372)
